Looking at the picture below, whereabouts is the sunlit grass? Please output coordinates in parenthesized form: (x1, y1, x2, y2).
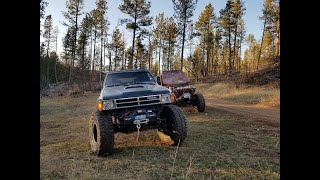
(194, 82, 280, 107)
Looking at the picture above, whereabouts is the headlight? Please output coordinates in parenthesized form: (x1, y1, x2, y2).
(161, 94, 171, 104)
(103, 100, 115, 110)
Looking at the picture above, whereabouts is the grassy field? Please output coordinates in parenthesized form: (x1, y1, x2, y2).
(40, 85, 280, 179)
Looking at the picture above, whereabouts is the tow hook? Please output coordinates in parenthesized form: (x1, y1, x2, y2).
(133, 119, 149, 142)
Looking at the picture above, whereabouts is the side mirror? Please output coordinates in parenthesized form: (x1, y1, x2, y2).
(156, 76, 161, 85)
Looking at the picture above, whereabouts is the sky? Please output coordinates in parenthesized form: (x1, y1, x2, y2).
(41, 0, 264, 61)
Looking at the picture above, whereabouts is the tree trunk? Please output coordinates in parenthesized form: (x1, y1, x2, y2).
(257, 19, 267, 71)
(202, 44, 205, 79)
(228, 27, 232, 75)
(158, 39, 161, 75)
(47, 56, 50, 85)
(212, 48, 215, 76)
(206, 32, 210, 78)
(104, 37, 106, 71)
(124, 51, 127, 70)
(74, 0, 79, 65)
(115, 47, 118, 70)
(155, 45, 158, 74)
(121, 35, 124, 70)
(171, 42, 174, 71)
(167, 41, 171, 70)
(132, 14, 137, 69)
(276, 13, 280, 56)
(238, 38, 242, 73)
(93, 30, 97, 72)
(214, 49, 218, 76)
(233, 19, 238, 74)
(100, 33, 103, 84)
(54, 60, 58, 83)
(122, 48, 124, 70)
(90, 29, 93, 70)
(55, 33, 58, 83)
(109, 50, 112, 71)
(81, 39, 85, 71)
(148, 34, 151, 70)
(46, 29, 50, 85)
(181, 16, 186, 71)
(69, 0, 80, 83)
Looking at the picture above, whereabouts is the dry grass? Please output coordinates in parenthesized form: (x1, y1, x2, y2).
(194, 82, 280, 108)
(40, 92, 280, 179)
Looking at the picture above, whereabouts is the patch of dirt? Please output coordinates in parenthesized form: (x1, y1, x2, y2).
(205, 97, 280, 122)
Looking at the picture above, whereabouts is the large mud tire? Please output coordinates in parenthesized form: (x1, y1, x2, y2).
(158, 105, 187, 146)
(194, 93, 205, 112)
(89, 111, 114, 156)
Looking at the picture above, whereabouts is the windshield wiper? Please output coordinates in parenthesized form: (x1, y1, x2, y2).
(106, 83, 122, 87)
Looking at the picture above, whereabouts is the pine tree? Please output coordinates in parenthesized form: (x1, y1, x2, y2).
(213, 27, 222, 75)
(275, 0, 280, 57)
(112, 28, 124, 70)
(195, 3, 216, 77)
(95, 0, 107, 83)
(237, 19, 246, 72)
(136, 35, 146, 69)
(78, 13, 93, 71)
(119, 0, 152, 69)
(154, 13, 165, 74)
(40, 0, 48, 34)
(43, 15, 54, 84)
(164, 17, 177, 71)
(257, 0, 277, 70)
(172, 0, 198, 71)
(62, 0, 84, 81)
(231, 0, 245, 73)
(53, 26, 59, 83)
(246, 34, 257, 72)
(221, 39, 229, 74)
(146, 30, 154, 70)
(220, 0, 234, 75)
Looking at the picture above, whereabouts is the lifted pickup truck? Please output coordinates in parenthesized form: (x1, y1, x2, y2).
(89, 69, 187, 156)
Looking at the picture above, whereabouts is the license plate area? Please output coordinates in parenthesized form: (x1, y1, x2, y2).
(135, 114, 146, 120)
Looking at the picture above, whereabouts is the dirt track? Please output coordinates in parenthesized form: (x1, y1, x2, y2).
(205, 97, 280, 122)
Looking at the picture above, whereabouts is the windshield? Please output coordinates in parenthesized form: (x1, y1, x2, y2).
(105, 72, 156, 87)
(162, 70, 190, 86)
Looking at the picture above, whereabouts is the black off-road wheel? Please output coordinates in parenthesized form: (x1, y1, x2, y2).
(158, 105, 187, 146)
(89, 111, 114, 156)
(194, 93, 205, 112)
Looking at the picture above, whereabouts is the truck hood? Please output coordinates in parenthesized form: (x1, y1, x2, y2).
(100, 84, 170, 100)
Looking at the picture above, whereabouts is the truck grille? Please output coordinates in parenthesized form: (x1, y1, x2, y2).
(115, 95, 161, 108)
